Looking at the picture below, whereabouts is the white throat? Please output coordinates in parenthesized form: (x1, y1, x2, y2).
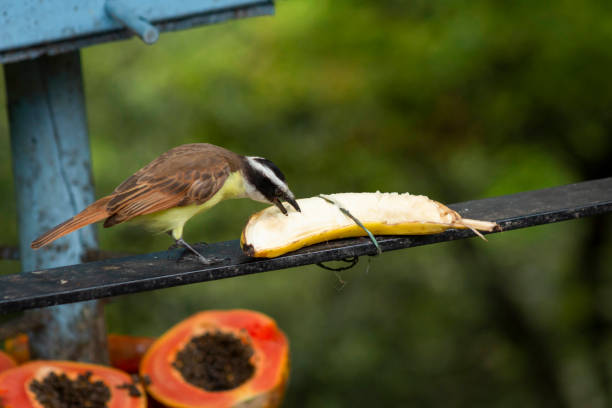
(242, 176, 268, 203)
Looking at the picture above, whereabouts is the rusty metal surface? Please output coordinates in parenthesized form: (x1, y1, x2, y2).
(0, 1, 274, 63)
(0, 177, 611, 314)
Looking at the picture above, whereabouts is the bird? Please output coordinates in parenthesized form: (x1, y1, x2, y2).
(30, 143, 301, 264)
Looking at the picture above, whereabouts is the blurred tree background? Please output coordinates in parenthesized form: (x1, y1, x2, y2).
(1, 0, 612, 406)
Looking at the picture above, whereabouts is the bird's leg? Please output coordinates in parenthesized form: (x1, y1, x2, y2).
(175, 238, 223, 265)
(167, 235, 208, 250)
(167, 232, 221, 265)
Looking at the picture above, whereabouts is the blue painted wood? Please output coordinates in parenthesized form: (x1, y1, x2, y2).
(5, 51, 108, 363)
(0, 0, 274, 63)
(105, 0, 160, 44)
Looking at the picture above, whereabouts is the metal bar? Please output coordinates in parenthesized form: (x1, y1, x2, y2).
(0, 177, 610, 314)
(4, 51, 108, 362)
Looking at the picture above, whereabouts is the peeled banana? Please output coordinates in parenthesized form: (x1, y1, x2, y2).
(241, 192, 499, 258)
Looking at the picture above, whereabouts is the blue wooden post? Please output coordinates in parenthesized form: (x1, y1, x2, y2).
(4, 51, 108, 363)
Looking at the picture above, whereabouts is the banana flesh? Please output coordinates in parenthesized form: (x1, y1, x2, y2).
(241, 192, 499, 258)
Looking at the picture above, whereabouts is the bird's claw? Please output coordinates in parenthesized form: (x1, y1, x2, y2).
(176, 250, 225, 265)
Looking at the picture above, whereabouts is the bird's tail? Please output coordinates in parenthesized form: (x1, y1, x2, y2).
(30, 196, 112, 249)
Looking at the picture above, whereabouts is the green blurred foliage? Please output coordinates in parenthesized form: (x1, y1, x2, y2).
(1, 0, 612, 406)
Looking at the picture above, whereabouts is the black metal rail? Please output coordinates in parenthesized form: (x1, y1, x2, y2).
(1, 178, 611, 314)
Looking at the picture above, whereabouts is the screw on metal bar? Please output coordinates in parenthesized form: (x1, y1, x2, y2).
(105, 0, 160, 45)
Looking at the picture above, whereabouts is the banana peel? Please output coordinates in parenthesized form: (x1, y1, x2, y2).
(241, 192, 499, 258)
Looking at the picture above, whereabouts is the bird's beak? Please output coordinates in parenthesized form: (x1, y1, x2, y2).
(273, 193, 301, 216)
(273, 198, 288, 215)
(286, 195, 301, 213)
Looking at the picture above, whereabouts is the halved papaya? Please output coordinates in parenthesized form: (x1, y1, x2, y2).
(141, 309, 289, 408)
(0, 351, 16, 373)
(0, 360, 146, 408)
(4, 333, 155, 374)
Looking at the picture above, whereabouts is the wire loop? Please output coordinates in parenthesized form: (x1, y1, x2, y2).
(316, 256, 359, 271)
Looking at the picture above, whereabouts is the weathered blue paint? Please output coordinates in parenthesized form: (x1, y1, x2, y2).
(5, 51, 108, 363)
(0, 0, 274, 63)
(105, 0, 159, 45)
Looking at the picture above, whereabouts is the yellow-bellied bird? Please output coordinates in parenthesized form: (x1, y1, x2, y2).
(31, 143, 300, 264)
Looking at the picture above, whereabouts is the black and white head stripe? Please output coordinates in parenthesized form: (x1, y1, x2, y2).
(244, 156, 293, 202)
(252, 157, 286, 182)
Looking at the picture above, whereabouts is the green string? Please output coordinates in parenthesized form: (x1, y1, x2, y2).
(318, 194, 382, 256)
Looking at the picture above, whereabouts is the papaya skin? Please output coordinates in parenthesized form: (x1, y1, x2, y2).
(0, 360, 146, 408)
(141, 309, 289, 408)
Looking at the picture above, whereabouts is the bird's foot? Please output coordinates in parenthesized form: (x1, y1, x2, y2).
(176, 250, 224, 265)
(173, 238, 223, 265)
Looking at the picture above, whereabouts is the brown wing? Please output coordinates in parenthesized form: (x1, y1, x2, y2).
(103, 144, 239, 227)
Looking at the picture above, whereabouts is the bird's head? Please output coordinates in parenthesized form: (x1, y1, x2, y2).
(243, 156, 301, 215)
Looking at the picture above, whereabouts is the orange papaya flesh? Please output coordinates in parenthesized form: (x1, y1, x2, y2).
(0, 351, 16, 373)
(141, 309, 289, 408)
(108, 334, 155, 374)
(0, 361, 146, 408)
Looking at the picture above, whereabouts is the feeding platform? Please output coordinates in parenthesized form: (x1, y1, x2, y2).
(0, 177, 610, 314)
(1, 0, 276, 360)
(1, 0, 611, 366)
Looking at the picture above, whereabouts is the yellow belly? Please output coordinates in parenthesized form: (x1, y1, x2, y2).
(134, 171, 246, 240)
